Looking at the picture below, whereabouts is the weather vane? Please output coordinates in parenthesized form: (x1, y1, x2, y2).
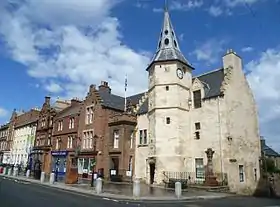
(165, 0, 169, 11)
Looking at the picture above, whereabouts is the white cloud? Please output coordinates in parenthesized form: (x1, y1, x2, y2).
(0, 107, 8, 118)
(246, 48, 280, 151)
(241, 46, 254, 52)
(153, 8, 163, 13)
(192, 39, 227, 64)
(170, 0, 203, 11)
(208, 6, 223, 17)
(223, 0, 259, 8)
(0, 0, 150, 99)
(45, 82, 63, 93)
(153, 0, 203, 13)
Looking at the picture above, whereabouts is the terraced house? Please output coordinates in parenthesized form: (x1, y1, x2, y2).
(0, 123, 9, 163)
(32, 97, 70, 178)
(51, 98, 81, 184)
(10, 109, 39, 166)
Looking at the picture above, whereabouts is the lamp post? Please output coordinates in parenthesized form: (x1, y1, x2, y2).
(90, 135, 98, 187)
(55, 138, 62, 182)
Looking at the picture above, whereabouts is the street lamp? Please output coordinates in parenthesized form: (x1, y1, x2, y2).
(90, 135, 98, 187)
(55, 138, 62, 182)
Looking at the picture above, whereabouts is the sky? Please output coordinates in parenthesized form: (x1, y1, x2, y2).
(0, 0, 280, 151)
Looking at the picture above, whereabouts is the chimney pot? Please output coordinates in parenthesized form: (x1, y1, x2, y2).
(99, 81, 111, 94)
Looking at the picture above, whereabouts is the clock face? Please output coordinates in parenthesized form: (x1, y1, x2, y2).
(176, 68, 184, 79)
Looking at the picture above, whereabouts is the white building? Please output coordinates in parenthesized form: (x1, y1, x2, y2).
(134, 6, 261, 195)
(10, 109, 39, 166)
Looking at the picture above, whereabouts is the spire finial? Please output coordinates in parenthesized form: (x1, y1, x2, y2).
(164, 0, 168, 11)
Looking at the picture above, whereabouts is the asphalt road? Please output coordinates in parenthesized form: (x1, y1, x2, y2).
(0, 176, 279, 207)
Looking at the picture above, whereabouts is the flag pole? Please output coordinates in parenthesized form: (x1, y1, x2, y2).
(124, 74, 127, 112)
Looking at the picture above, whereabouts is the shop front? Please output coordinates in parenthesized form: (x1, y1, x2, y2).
(51, 150, 68, 182)
(77, 152, 101, 184)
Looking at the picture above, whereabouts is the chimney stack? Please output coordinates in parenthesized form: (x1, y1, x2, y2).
(45, 96, 51, 105)
(71, 98, 81, 105)
(98, 81, 111, 94)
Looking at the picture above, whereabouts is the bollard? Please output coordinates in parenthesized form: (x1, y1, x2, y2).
(3, 167, 6, 174)
(175, 182, 182, 198)
(26, 169, 30, 178)
(13, 167, 18, 177)
(95, 178, 103, 194)
(8, 168, 11, 176)
(40, 172, 45, 183)
(133, 178, 141, 199)
(49, 173, 55, 184)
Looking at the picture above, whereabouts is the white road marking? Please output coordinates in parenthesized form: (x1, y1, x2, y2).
(102, 197, 119, 203)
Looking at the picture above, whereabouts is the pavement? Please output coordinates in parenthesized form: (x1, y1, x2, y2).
(0, 174, 231, 201)
(1, 177, 280, 207)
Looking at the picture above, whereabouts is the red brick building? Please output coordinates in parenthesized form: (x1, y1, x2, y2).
(32, 97, 70, 177)
(77, 81, 143, 182)
(51, 98, 81, 184)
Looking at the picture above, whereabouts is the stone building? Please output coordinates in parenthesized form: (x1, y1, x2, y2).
(0, 123, 9, 163)
(32, 97, 70, 176)
(134, 7, 261, 195)
(261, 137, 280, 170)
(51, 98, 81, 183)
(10, 109, 40, 166)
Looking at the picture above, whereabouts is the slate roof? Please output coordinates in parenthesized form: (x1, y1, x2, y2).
(55, 104, 81, 119)
(0, 123, 9, 130)
(147, 6, 191, 70)
(137, 68, 225, 115)
(98, 90, 146, 112)
(261, 140, 280, 157)
(15, 109, 40, 128)
(80, 69, 224, 115)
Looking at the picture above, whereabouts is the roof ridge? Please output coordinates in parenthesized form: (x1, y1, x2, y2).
(194, 68, 223, 79)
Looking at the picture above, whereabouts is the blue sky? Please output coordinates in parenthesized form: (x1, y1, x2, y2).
(0, 0, 280, 150)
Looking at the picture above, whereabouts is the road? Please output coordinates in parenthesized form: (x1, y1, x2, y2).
(0, 176, 279, 207)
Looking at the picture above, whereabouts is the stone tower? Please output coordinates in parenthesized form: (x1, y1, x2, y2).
(146, 3, 194, 184)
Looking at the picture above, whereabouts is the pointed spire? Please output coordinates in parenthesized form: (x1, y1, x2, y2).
(146, 1, 193, 71)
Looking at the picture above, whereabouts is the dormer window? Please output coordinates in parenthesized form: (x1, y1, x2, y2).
(193, 90, 202, 108)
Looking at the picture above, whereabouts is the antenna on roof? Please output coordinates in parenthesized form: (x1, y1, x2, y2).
(124, 74, 128, 112)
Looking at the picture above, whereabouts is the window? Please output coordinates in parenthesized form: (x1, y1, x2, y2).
(239, 165, 244, 182)
(86, 106, 94, 124)
(78, 158, 96, 175)
(195, 131, 200, 139)
(58, 121, 63, 131)
(166, 117, 171, 124)
(193, 90, 202, 108)
(165, 86, 169, 91)
(41, 119, 46, 127)
(113, 130, 119, 148)
(139, 129, 147, 145)
(83, 130, 94, 149)
(55, 138, 59, 150)
(67, 136, 73, 148)
(69, 117, 75, 129)
(130, 131, 134, 148)
(49, 117, 53, 127)
(128, 156, 133, 171)
(195, 158, 204, 179)
(143, 129, 147, 144)
(195, 122, 201, 130)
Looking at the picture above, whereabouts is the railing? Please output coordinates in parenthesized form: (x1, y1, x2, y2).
(163, 171, 228, 186)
